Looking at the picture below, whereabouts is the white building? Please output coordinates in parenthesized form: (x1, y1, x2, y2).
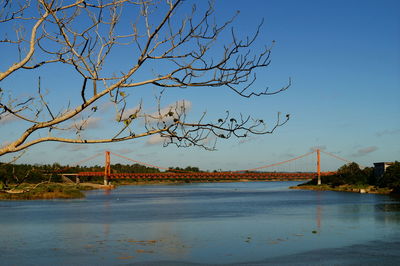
(373, 162, 394, 178)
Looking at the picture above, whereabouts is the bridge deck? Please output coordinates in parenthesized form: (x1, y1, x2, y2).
(77, 171, 336, 180)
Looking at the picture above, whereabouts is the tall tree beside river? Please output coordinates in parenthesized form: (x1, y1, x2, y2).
(0, 0, 289, 159)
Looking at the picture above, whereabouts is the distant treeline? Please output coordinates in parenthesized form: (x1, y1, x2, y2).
(304, 162, 400, 193)
(2, 161, 399, 192)
(0, 162, 204, 185)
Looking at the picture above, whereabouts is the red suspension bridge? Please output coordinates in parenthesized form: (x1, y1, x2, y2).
(63, 149, 354, 185)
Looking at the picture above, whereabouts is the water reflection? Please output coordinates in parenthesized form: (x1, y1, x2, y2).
(375, 203, 400, 224)
(315, 191, 323, 230)
(1, 182, 400, 265)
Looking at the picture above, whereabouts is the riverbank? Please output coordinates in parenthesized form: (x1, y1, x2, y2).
(0, 179, 308, 200)
(290, 184, 393, 194)
(0, 182, 113, 200)
(5, 179, 391, 200)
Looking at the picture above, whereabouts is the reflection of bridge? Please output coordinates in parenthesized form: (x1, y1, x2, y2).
(68, 149, 351, 185)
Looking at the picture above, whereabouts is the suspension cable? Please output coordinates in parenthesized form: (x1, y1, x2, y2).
(231, 151, 315, 173)
(104, 149, 364, 174)
(56, 152, 103, 173)
(320, 150, 365, 168)
(109, 151, 171, 171)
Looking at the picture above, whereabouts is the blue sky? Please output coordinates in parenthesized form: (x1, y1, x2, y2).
(0, 0, 399, 171)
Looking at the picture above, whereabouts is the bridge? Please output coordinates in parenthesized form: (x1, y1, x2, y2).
(62, 149, 352, 185)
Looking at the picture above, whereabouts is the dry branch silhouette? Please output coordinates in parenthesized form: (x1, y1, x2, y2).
(0, 0, 290, 158)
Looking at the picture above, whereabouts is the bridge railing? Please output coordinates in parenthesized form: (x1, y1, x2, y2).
(77, 171, 336, 180)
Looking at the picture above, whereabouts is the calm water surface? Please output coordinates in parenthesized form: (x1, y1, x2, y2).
(1, 181, 400, 265)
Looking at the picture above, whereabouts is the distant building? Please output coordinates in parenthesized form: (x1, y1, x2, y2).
(373, 162, 394, 178)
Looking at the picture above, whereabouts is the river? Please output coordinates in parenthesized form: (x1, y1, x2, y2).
(1, 181, 400, 265)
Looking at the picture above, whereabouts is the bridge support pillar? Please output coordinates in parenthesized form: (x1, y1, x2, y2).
(104, 151, 111, 186)
(317, 149, 321, 185)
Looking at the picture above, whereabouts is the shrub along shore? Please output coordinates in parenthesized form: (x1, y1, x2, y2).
(1, 161, 399, 200)
(292, 162, 400, 195)
(0, 182, 98, 200)
(290, 184, 393, 194)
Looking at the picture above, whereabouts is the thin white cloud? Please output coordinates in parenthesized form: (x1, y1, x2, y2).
(117, 105, 141, 121)
(376, 129, 400, 137)
(0, 114, 18, 124)
(352, 146, 378, 157)
(99, 101, 114, 113)
(203, 135, 217, 145)
(146, 134, 165, 145)
(74, 117, 101, 130)
(238, 136, 258, 145)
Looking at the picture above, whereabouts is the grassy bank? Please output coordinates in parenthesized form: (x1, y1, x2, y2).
(290, 183, 393, 194)
(0, 182, 98, 200)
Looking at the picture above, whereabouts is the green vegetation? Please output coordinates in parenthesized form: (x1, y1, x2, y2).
(167, 166, 201, 172)
(377, 162, 400, 193)
(0, 162, 160, 200)
(0, 161, 206, 187)
(298, 162, 400, 194)
(5, 159, 398, 199)
(0, 162, 163, 188)
(0, 162, 205, 200)
(110, 163, 161, 174)
(0, 183, 95, 200)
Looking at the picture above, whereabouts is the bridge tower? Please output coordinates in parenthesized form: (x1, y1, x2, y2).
(317, 149, 321, 185)
(104, 151, 111, 185)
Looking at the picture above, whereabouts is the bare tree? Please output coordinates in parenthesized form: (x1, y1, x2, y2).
(0, 0, 290, 158)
